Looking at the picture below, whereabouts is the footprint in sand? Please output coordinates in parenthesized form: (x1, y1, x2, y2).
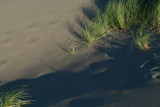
(25, 36, 39, 44)
(48, 21, 58, 25)
(45, 17, 58, 26)
(47, 10, 56, 15)
(26, 23, 39, 29)
(0, 38, 12, 44)
(25, 22, 40, 32)
(4, 30, 15, 35)
(0, 59, 9, 67)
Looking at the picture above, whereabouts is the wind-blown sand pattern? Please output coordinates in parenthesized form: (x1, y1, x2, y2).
(0, 0, 93, 82)
(1, 0, 160, 107)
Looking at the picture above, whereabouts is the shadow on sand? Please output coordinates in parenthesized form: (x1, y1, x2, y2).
(2, 32, 159, 107)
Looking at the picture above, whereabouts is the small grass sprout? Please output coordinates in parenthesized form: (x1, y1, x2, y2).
(60, 43, 79, 55)
(66, 46, 78, 55)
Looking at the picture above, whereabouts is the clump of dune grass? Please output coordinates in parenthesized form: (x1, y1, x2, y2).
(80, 0, 160, 50)
(139, 0, 159, 20)
(102, 0, 160, 31)
(0, 86, 32, 107)
(124, 0, 140, 29)
(83, 23, 96, 44)
(153, 1, 160, 30)
(103, 0, 126, 30)
(82, 10, 105, 44)
(138, 0, 160, 30)
(132, 29, 154, 51)
(102, 0, 141, 30)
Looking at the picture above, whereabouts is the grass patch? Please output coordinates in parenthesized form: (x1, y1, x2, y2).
(81, 0, 160, 46)
(103, 0, 126, 30)
(132, 29, 154, 51)
(82, 10, 105, 44)
(66, 0, 160, 56)
(0, 85, 32, 107)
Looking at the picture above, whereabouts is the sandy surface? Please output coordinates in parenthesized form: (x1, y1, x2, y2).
(1, 0, 160, 107)
(0, 0, 94, 82)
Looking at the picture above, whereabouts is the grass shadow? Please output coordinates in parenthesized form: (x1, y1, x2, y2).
(65, 21, 83, 41)
(81, 3, 97, 21)
(93, 0, 109, 12)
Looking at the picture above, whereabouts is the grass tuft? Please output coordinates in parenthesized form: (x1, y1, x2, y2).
(82, 10, 105, 44)
(132, 29, 153, 51)
(60, 43, 79, 55)
(103, 0, 126, 30)
(0, 86, 32, 107)
(65, 46, 78, 55)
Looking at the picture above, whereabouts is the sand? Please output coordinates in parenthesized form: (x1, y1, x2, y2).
(1, 0, 160, 107)
(0, 0, 94, 82)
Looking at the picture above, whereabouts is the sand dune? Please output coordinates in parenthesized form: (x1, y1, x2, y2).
(1, 0, 160, 107)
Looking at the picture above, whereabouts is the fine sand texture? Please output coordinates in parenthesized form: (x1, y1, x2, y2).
(0, 0, 94, 82)
(1, 0, 160, 107)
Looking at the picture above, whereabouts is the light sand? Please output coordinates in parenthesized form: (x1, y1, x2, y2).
(0, 0, 94, 82)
